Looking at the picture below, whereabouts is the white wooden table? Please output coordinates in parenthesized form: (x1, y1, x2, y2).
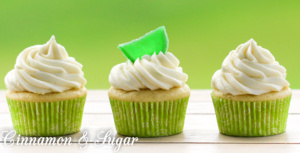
(1, 90, 300, 153)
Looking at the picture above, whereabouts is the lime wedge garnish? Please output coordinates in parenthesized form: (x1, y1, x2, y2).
(118, 26, 169, 63)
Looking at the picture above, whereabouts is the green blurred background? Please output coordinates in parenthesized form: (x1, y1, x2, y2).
(0, 0, 299, 89)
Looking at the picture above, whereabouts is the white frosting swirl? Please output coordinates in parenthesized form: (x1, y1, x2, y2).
(109, 52, 188, 91)
(5, 35, 87, 94)
(212, 39, 290, 95)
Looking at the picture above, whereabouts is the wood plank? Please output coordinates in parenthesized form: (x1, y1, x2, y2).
(0, 90, 214, 102)
(80, 98, 300, 114)
(1, 89, 299, 103)
(1, 89, 300, 152)
(83, 89, 300, 102)
(1, 114, 300, 144)
(0, 100, 214, 114)
(1, 144, 300, 153)
(1, 98, 300, 114)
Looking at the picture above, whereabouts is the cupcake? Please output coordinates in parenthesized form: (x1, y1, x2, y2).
(211, 39, 291, 137)
(108, 26, 190, 137)
(5, 36, 87, 136)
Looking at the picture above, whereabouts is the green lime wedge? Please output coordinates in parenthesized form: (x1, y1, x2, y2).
(118, 26, 169, 63)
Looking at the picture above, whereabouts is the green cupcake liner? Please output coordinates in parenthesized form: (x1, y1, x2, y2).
(7, 96, 86, 136)
(212, 94, 291, 137)
(109, 97, 189, 137)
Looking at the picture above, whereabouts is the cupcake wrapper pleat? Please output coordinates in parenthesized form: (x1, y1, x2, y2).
(7, 96, 86, 136)
(109, 97, 189, 137)
(212, 95, 291, 137)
